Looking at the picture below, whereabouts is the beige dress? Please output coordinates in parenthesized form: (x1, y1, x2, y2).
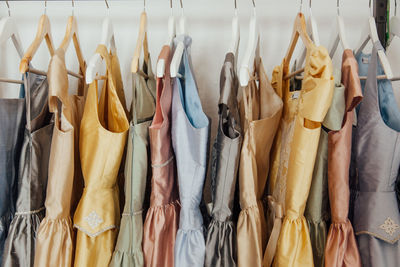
(33, 48, 87, 267)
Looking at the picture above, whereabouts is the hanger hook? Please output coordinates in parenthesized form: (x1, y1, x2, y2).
(44, 0, 47, 15)
(5, 0, 10, 17)
(71, 0, 74, 16)
(104, 0, 109, 10)
(144, 0, 146, 11)
(251, 0, 255, 8)
(337, 0, 340, 16)
(179, 0, 184, 16)
(369, 0, 373, 17)
(234, 0, 237, 10)
(396, 0, 398, 17)
(299, 0, 303, 13)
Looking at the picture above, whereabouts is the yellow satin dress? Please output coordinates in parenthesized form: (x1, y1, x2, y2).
(267, 45, 334, 267)
(73, 45, 129, 267)
(237, 52, 283, 267)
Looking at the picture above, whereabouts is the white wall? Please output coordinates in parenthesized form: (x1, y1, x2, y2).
(0, 0, 378, 142)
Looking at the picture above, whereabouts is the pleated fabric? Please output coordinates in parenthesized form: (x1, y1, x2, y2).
(2, 72, 54, 267)
(204, 52, 242, 267)
(324, 50, 362, 267)
(73, 45, 129, 267)
(142, 45, 180, 267)
(237, 45, 283, 267)
(268, 44, 334, 267)
(0, 77, 25, 263)
(171, 34, 210, 267)
(110, 38, 156, 267)
(351, 42, 400, 267)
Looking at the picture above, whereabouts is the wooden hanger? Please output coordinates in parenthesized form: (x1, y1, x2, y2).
(283, 12, 314, 80)
(329, 0, 351, 58)
(156, 0, 176, 78)
(131, 11, 148, 73)
(19, 13, 54, 74)
(355, 0, 393, 79)
(239, 0, 258, 86)
(86, 0, 116, 84)
(59, 15, 85, 76)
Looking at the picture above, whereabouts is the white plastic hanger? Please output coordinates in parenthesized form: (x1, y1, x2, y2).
(295, 0, 320, 72)
(156, 0, 176, 78)
(0, 1, 23, 59)
(239, 0, 258, 87)
(329, 0, 351, 58)
(85, 0, 116, 84)
(170, 0, 186, 78)
(390, 0, 400, 39)
(228, 0, 240, 56)
(356, 0, 393, 79)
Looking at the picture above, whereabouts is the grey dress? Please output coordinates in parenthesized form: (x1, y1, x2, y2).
(2, 72, 53, 267)
(352, 43, 400, 267)
(0, 81, 25, 263)
(204, 52, 241, 267)
(171, 34, 210, 267)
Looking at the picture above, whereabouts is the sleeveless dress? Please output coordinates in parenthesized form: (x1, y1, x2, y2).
(0, 78, 26, 263)
(33, 48, 87, 267)
(2, 72, 54, 267)
(267, 44, 334, 267)
(143, 45, 180, 267)
(352, 42, 400, 267)
(324, 50, 362, 267)
(110, 43, 156, 267)
(204, 52, 241, 267)
(73, 45, 129, 267)
(237, 49, 283, 267)
(171, 34, 210, 267)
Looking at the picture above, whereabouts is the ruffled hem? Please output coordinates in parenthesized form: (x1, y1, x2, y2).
(325, 220, 361, 267)
(143, 200, 180, 267)
(34, 217, 74, 266)
(109, 250, 144, 267)
(306, 218, 328, 267)
(273, 216, 313, 267)
(2, 209, 45, 266)
(237, 205, 264, 267)
(174, 228, 205, 266)
(0, 212, 13, 262)
(205, 219, 236, 267)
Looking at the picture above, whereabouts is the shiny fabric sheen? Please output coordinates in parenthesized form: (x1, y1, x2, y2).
(0, 80, 25, 263)
(110, 46, 156, 267)
(33, 48, 87, 267)
(205, 52, 241, 267)
(325, 49, 362, 267)
(171, 35, 210, 267)
(272, 44, 334, 267)
(237, 47, 283, 267)
(351, 44, 400, 267)
(73, 45, 129, 267)
(142, 46, 180, 267)
(2, 72, 54, 267)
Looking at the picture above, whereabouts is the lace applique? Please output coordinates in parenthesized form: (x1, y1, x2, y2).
(379, 217, 400, 236)
(84, 211, 104, 229)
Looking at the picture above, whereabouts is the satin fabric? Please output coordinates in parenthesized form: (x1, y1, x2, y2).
(237, 46, 283, 267)
(142, 46, 180, 267)
(110, 45, 156, 267)
(73, 45, 129, 267)
(33, 48, 87, 267)
(305, 70, 345, 267)
(205, 52, 241, 267)
(324, 50, 362, 267)
(0, 78, 25, 263)
(270, 44, 334, 267)
(171, 35, 210, 267)
(351, 43, 400, 267)
(2, 72, 54, 267)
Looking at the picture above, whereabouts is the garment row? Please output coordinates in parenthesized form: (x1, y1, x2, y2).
(0, 11, 400, 267)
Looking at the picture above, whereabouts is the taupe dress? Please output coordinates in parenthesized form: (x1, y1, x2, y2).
(2, 72, 54, 267)
(205, 52, 241, 267)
